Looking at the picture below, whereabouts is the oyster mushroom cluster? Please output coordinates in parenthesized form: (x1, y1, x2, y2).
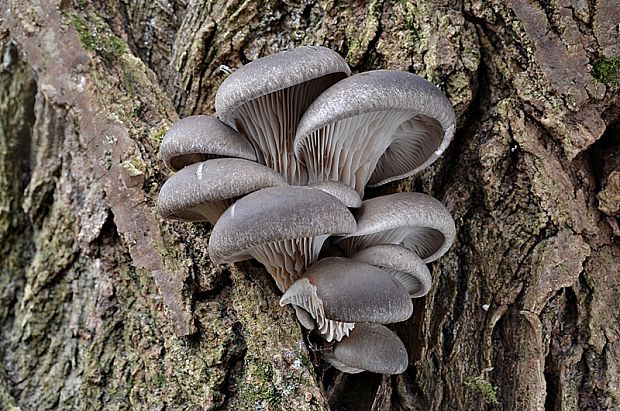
(157, 46, 456, 375)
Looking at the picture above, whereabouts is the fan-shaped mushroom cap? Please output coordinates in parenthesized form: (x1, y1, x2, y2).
(160, 115, 256, 171)
(280, 258, 412, 341)
(324, 323, 408, 374)
(208, 186, 356, 291)
(157, 158, 287, 225)
(294, 70, 455, 195)
(352, 244, 431, 298)
(215, 46, 351, 184)
(308, 180, 362, 208)
(338, 192, 456, 263)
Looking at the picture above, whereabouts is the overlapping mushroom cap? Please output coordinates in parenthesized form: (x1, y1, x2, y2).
(353, 244, 432, 298)
(308, 180, 362, 208)
(280, 257, 412, 341)
(215, 46, 351, 184)
(160, 115, 256, 171)
(208, 186, 356, 291)
(157, 158, 287, 224)
(324, 323, 409, 374)
(338, 192, 456, 263)
(294, 70, 456, 195)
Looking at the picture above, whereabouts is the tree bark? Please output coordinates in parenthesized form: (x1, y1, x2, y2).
(0, 0, 618, 410)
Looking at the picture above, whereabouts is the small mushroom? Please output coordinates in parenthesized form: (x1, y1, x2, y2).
(337, 192, 456, 263)
(352, 244, 432, 298)
(294, 70, 455, 195)
(215, 46, 351, 184)
(157, 158, 287, 224)
(280, 258, 412, 341)
(323, 323, 408, 374)
(160, 115, 256, 171)
(208, 186, 356, 292)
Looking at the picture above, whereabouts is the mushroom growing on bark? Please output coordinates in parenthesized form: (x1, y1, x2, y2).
(215, 46, 351, 184)
(156, 46, 458, 376)
(352, 244, 432, 298)
(160, 115, 256, 171)
(157, 158, 287, 224)
(207, 186, 357, 291)
(338, 192, 456, 262)
(323, 322, 409, 374)
(280, 257, 412, 341)
(294, 70, 456, 195)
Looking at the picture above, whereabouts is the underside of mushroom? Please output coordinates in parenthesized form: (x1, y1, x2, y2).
(215, 46, 351, 185)
(294, 70, 456, 196)
(338, 192, 456, 263)
(229, 74, 346, 185)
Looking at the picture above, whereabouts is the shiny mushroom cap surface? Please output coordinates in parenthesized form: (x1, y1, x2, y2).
(215, 46, 351, 126)
(308, 180, 362, 208)
(280, 257, 413, 333)
(327, 322, 409, 374)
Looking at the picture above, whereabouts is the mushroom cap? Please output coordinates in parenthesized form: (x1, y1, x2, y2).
(308, 180, 362, 208)
(157, 158, 287, 223)
(280, 257, 413, 324)
(214, 46, 351, 184)
(352, 244, 432, 298)
(215, 46, 351, 126)
(330, 323, 408, 374)
(294, 70, 455, 193)
(339, 192, 456, 263)
(160, 115, 256, 171)
(208, 186, 356, 264)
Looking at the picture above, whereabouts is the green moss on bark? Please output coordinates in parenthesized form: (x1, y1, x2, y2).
(65, 14, 127, 61)
(593, 56, 620, 85)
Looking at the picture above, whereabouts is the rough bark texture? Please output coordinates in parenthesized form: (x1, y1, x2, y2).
(0, 0, 618, 410)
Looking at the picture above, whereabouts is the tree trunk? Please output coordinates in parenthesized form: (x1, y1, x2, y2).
(0, 0, 618, 410)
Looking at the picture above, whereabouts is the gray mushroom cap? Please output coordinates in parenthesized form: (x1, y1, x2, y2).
(294, 70, 455, 194)
(208, 186, 356, 264)
(352, 244, 432, 298)
(157, 158, 286, 224)
(215, 46, 351, 126)
(326, 323, 408, 374)
(280, 257, 413, 324)
(338, 192, 456, 263)
(160, 115, 256, 171)
(214, 46, 351, 184)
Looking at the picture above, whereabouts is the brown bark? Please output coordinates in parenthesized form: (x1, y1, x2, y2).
(0, 0, 618, 410)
